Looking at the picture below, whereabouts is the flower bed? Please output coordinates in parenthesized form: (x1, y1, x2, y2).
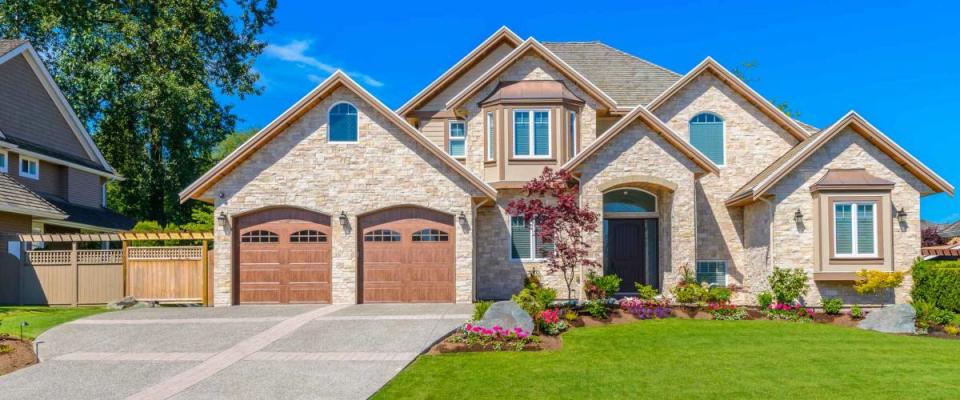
(432, 323, 543, 353)
(764, 303, 815, 322)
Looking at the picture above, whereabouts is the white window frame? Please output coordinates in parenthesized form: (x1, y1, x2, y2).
(695, 260, 728, 287)
(833, 201, 878, 258)
(485, 112, 495, 161)
(509, 216, 546, 262)
(0, 149, 7, 173)
(102, 183, 107, 207)
(512, 109, 551, 159)
(19, 155, 39, 180)
(327, 101, 360, 144)
(448, 120, 466, 159)
(568, 111, 577, 157)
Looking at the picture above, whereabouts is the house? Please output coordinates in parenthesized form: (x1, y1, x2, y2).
(181, 27, 952, 307)
(0, 40, 133, 240)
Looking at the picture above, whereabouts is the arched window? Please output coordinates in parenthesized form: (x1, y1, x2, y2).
(329, 102, 358, 142)
(603, 189, 657, 214)
(364, 229, 401, 242)
(241, 230, 279, 243)
(290, 230, 327, 243)
(412, 229, 449, 242)
(689, 112, 724, 165)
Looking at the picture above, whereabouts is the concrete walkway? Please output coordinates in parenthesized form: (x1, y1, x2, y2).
(0, 304, 471, 400)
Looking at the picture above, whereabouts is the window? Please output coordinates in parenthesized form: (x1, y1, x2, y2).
(241, 230, 278, 243)
(510, 216, 552, 260)
(448, 120, 466, 158)
(568, 111, 577, 157)
(364, 229, 401, 242)
(19, 156, 39, 179)
(689, 112, 724, 165)
(696, 261, 726, 286)
(290, 230, 327, 243)
(834, 202, 877, 257)
(513, 110, 550, 158)
(485, 112, 495, 161)
(412, 229, 449, 242)
(329, 102, 358, 142)
(101, 183, 107, 207)
(0, 150, 7, 173)
(603, 189, 657, 214)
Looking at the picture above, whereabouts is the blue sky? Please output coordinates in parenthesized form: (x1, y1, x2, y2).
(223, 0, 960, 222)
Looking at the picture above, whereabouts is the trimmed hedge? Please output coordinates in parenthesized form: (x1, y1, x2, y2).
(912, 260, 960, 313)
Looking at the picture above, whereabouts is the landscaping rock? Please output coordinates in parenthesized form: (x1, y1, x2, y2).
(478, 301, 534, 333)
(857, 304, 916, 334)
(106, 296, 139, 310)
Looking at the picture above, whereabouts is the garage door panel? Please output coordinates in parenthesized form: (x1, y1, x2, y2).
(363, 287, 403, 303)
(363, 247, 403, 263)
(239, 267, 281, 284)
(287, 287, 330, 303)
(239, 249, 280, 264)
(404, 286, 455, 303)
(287, 267, 330, 284)
(238, 286, 282, 303)
(407, 247, 452, 263)
(288, 248, 330, 264)
(364, 266, 401, 283)
(405, 267, 454, 282)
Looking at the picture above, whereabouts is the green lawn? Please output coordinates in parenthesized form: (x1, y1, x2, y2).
(375, 319, 960, 399)
(0, 307, 110, 340)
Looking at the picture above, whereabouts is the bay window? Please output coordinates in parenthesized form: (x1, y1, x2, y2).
(513, 109, 550, 158)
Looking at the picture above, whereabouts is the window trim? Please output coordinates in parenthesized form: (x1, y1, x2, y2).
(19, 155, 39, 180)
(327, 101, 360, 144)
(485, 112, 495, 161)
(448, 120, 466, 159)
(509, 216, 549, 261)
(512, 109, 552, 159)
(568, 111, 577, 158)
(831, 200, 879, 259)
(0, 149, 7, 173)
(689, 112, 725, 167)
(695, 260, 727, 287)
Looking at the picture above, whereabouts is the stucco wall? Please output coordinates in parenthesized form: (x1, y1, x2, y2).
(204, 86, 484, 306)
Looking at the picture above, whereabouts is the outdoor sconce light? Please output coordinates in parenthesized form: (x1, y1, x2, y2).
(217, 211, 228, 225)
(897, 207, 908, 224)
(458, 211, 468, 226)
(339, 211, 349, 226)
(794, 209, 803, 224)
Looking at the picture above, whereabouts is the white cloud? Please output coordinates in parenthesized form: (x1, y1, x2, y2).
(265, 40, 384, 87)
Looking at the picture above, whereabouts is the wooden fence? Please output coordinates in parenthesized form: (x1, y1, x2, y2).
(0, 237, 212, 306)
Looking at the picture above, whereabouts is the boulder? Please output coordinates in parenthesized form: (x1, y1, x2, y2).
(477, 301, 535, 333)
(857, 304, 916, 334)
(107, 296, 139, 310)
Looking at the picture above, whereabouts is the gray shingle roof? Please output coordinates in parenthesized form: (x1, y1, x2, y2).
(543, 41, 681, 107)
(0, 40, 27, 58)
(0, 172, 66, 219)
(41, 195, 136, 231)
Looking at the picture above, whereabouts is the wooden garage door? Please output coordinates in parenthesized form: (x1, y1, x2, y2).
(360, 207, 455, 303)
(236, 208, 331, 304)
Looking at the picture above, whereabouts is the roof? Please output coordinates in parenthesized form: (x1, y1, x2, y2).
(180, 71, 499, 203)
(543, 41, 680, 107)
(646, 57, 811, 141)
(444, 38, 619, 111)
(922, 244, 960, 257)
(1, 136, 111, 173)
(938, 221, 960, 238)
(40, 195, 136, 231)
(0, 40, 27, 58)
(728, 111, 954, 206)
(809, 168, 894, 192)
(562, 103, 720, 175)
(480, 80, 584, 105)
(0, 172, 67, 220)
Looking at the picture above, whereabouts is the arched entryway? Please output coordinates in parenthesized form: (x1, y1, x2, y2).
(234, 207, 332, 304)
(358, 206, 456, 303)
(603, 188, 660, 294)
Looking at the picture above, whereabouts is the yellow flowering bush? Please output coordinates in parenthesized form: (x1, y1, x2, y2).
(854, 270, 905, 295)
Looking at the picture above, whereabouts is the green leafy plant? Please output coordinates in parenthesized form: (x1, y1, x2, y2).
(472, 301, 493, 321)
(854, 270, 905, 295)
(706, 286, 733, 303)
(583, 300, 610, 320)
(911, 260, 960, 313)
(563, 310, 579, 323)
(511, 272, 558, 322)
(768, 267, 810, 304)
(584, 272, 622, 300)
(635, 283, 658, 300)
(822, 298, 843, 315)
(850, 304, 864, 319)
(671, 283, 708, 305)
(709, 303, 748, 320)
(757, 291, 774, 310)
(0, 344, 11, 354)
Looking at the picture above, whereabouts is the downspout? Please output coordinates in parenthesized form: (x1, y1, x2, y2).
(471, 200, 484, 303)
(759, 197, 777, 270)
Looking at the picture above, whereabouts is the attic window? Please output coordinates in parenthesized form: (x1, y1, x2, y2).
(19, 156, 39, 180)
(690, 112, 724, 165)
(329, 102, 358, 142)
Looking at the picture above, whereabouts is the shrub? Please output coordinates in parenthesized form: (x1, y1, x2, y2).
(583, 300, 609, 319)
(671, 283, 708, 305)
(764, 303, 814, 322)
(768, 267, 810, 304)
(472, 301, 493, 321)
(911, 260, 960, 313)
(584, 272, 622, 300)
(822, 298, 843, 315)
(945, 325, 960, 336)
(706, 286, 733, 303)
(756, 291, 774, 310)
(953, 313, 960, 327)
(850, 304, 864, 319)
(913, 299, 956, 329)
(512, 287, 550, 320)
(635, 283, 658, 300)
(619, 297, 671, 319)
(563, 309, 579, 322)
(708, 303, 748, 321)
(854, 270, 905, 295)
(538, 308, 569, 336)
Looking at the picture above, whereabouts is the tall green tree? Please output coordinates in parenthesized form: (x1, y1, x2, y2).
(0, 1, 277, 225)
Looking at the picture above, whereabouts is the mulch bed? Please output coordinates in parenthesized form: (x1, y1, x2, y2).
(429, 335, 562, 354)
(0, 337, 37, 375)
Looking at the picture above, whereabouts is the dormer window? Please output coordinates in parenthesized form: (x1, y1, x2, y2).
(19, 156, 39, 180)
(513, 109, 550, 158)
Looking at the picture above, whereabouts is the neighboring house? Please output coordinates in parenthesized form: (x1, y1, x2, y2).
(924, 219, 960, 242)
(0, 40, 133, 242)
(181, 27, 953, 307)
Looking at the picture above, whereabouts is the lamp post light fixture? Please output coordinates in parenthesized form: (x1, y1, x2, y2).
(897, 207, 908, 224)
(794, 209, 803, 225)
(339, 211, 349, 226)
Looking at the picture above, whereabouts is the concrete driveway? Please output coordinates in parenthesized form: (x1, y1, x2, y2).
(0, 303, 471, 399)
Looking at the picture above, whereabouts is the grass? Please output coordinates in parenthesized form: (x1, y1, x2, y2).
(375, 319, 960, 399)
(0, 306, 110, 340)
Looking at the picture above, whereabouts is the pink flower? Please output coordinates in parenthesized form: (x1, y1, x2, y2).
(465, 323, 472, 331)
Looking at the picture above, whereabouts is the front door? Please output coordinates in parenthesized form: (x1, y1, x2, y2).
(605, 218, 658, 293)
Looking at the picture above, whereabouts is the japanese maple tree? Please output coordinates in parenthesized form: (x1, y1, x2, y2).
(922, 226, 945, 247)
(507, 167, 600, 300)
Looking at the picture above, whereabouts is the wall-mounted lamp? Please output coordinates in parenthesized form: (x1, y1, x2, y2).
(218, 191, 225, 199)
(217, 211, 228, 225)
(339, 211, 349, 226)
(897, 207, 908, 224)
(794, 209, 803, 224)
(458, 211, 468, 226)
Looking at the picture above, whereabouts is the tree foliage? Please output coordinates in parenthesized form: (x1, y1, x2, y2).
(507, 168, 600, 300)
(922, 226, 945, 247)
(0, 1, 277, 225)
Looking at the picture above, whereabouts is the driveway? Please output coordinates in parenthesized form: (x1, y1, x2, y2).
(0, 303, 471, 399)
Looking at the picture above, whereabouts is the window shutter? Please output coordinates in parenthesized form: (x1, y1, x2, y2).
(856, 204, 875, 254)
(690, 114, 724, 165)
(514, 112, 529, 156)
(534, 111, 550, 156)
(835, 204, 853, 254)
(696, 261, 726, 286)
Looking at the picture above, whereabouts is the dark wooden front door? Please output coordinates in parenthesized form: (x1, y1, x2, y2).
(236, 208, 332, 304)
(605, 218, 658, 293)
(359, 207, 455, 303)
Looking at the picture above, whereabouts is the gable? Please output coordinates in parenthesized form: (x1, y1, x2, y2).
(576, 118, 703, 180)
(417, 42, 516, 112)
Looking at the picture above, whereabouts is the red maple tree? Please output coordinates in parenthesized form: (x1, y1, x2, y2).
(507, 167, 600, 300)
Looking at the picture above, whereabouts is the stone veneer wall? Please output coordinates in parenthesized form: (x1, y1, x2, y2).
(204, 87, 483, 306)
(762, 127, 928, 305)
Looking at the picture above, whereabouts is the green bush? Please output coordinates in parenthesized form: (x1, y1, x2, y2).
(584, 272, 622, 300)
(635, 283, 658, 300)
(911, 260, 960, 314)
(472, 301, 493, 321)
(768, 267, 810, 304)
(756, 291, 774, 310)
(912, 299, 954, 329)
(822, 298, 843, 315)
(671, 283, 707, 305)
(706, 286, 732, 303)
(582, 300, 609, 319)
(850, 304, 864, 319)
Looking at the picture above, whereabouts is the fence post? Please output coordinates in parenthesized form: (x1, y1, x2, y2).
(201, 240, 209, 307)
(71, 241, 79, 307)
(122, 240, 129, 297)
(17, 240, 24, 306)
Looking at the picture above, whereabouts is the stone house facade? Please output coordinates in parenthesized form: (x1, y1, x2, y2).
(181, 27, 952, 307)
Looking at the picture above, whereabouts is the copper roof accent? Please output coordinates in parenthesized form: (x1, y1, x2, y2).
(479, 80, 585, 106)
(810, 168, 895, 192)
